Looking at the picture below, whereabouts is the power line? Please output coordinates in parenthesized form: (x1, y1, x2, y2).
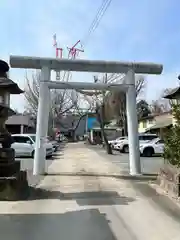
(88, 0, 112, 38)
(86, 0, 108, 38)
(83, 0, 112, 46)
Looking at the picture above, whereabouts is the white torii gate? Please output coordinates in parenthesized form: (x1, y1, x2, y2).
(10, 56, 163, 176)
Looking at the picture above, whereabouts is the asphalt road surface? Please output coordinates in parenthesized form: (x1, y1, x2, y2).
(1, 142, 179, 240)
(15, 143, 64, 172)
(15, 147, 63, 186)
(89, 145, 164, 175)
(17, 144, 164, 181)
(16, 157, 53, 171)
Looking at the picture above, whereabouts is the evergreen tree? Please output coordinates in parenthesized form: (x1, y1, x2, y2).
(164, 103, 180, 167)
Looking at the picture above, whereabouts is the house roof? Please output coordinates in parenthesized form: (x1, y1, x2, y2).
(163, 87, 180, 99)
(146, 117, 172, 131)
(139, 115, 154, 121)
(139, 111, 172, 121)
(6, 114, 35, 126)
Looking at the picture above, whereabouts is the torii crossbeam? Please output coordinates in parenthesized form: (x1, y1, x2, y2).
(10, 55, 163, 176)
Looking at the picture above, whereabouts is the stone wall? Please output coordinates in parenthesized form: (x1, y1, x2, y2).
(157, 163, 180, 198)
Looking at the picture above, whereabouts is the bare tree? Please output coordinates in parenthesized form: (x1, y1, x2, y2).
(149, 100, 171, 114)
(24, 71, 80, 136)
(24, 71, 40, 118)
(149, 88, 172, 114)
(103, 74, 146, 136)
(163, 88, 174, 107)
(80, 73, 146, 154)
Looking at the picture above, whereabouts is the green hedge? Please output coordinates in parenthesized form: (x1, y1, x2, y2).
(163, 104, 180, 167)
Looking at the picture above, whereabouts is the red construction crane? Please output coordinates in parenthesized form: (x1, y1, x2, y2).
(53, 35, 85, 82)
(53, 34, 62, 80)
(67, 40, 84, 59)
(53, 34, 63, 58)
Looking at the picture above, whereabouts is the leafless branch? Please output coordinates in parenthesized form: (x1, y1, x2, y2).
(24, 71, 82, 132)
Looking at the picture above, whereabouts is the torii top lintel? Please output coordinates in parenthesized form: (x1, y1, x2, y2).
(10, 55, 163, 75)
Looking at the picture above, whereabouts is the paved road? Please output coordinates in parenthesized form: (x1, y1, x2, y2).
(16, 157, 53, 171)
(15, 146, 63, 186)
(1, 142, 180, 240)
(89, 144, 164, 174)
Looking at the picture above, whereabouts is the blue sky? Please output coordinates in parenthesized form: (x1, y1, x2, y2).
(1, 0, 180, 112)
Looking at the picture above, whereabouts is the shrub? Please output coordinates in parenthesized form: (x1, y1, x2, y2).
(163, 103, 180, 167)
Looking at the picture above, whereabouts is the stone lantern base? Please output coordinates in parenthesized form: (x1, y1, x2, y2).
(0, 148, 29, 201)
(0, 59, 29, 200)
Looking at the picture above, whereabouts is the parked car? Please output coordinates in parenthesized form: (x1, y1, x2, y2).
(114, 133, 158, 153)
(56, 134, 67, 142)
(11, 134, 53, 158)
(50, 140, 59, 152)
(139, 138, 164, 157)
(46, 137, 59, 152)
(108, 136, 128, 149)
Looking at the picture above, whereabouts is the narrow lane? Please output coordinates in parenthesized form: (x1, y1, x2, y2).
(0, 143, 180, 240)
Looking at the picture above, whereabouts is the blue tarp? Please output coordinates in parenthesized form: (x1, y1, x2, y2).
(87, 117, 97, 130)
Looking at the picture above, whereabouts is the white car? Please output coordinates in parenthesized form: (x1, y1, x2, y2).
(108, 136, 127, 149)
(139, 138, 164, 157)
(114, 134, 158, 153)
(108, 136, 127, 145)
(11, 134, 53, 158)
(56, 134, 67, 142)
(46, 136, 59, 152)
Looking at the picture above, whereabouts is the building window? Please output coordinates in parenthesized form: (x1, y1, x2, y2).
(142, 121, 147, 128)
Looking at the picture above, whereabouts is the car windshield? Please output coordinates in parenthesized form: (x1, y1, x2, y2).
(30, 135, 36, 142)
(147, 137, 160, 143)
(116, 137, 126, 141)
(47, 136, 53, 142)
(139, 135, 157, 141)
(29, 136, 50, 143)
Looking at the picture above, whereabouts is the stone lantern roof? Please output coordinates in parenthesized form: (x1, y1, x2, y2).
(0, 60, 23, 117)
(0, 60, 23, 94)
(163, 87, 180, 100)
(0, 103, 15, 116)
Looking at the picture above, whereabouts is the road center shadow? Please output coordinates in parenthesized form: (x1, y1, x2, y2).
(44, 172, 158, 181)
(28, 187, 135, 206)
(0, 209, 118, 240)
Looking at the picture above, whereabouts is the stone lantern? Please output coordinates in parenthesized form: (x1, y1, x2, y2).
(0, 60, 29, 200)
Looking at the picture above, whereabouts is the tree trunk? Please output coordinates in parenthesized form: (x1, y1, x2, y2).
(96, 108, 112, 155)
(123, 114, 128, 136)
(102, 126, 112, 154)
